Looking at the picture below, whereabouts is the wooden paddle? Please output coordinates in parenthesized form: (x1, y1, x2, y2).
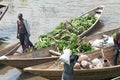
(100, 48, 112, 66)
(49, 50, 61, 56)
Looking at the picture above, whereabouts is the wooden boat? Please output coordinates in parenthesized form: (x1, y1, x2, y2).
(83, 27, 120, 42)
(23, 28, 120, 80)
(0, 4, 8, 20)
(45, 27, 120, 56)
(0, 46, 59, 69)
(23, 46, 120, 80)
(0, 42, 20, 56)
(78, 5, 105, 38)
(111, 76, 120, 80)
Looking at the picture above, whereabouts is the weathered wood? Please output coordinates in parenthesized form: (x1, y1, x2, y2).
(0, 42, 20, 56)
(23, 46, 120, 80)
(78, 5, 105, 38)
(0, 4, 8, 20)
(49, 50, 61, 56)
(0, 46, 59, 69)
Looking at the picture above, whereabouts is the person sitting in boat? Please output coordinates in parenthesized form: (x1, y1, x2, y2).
(113, 32, 120, 65)
(17, 13, 34, 53)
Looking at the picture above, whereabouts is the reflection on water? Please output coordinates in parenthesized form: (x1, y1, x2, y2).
(0, 67, 21, 80)
(0, 0, 120, 80)
(18, 72, 49, 80)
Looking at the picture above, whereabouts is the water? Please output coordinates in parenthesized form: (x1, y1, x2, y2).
(0, 0, 120, 80)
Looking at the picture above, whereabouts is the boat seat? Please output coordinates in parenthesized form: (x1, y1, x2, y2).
(98, 7, 103, 9)
(96, 10, 102, 14)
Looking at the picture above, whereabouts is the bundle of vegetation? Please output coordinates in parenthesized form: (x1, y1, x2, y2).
(35, 14, 96, 54)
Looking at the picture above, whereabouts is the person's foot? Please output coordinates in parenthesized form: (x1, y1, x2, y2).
(22, 50, 25, 53)
(29, 47, 34, 53)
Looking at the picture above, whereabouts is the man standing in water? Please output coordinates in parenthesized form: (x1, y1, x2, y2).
(17, 13, 34, 52)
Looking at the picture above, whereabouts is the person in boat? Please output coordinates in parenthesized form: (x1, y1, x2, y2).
(17, 13, 34, 52)
(113, 32, 120, 65)
(60, 49, 78, 80)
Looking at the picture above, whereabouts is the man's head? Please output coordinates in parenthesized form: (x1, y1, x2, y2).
(18, 13, 23, 20)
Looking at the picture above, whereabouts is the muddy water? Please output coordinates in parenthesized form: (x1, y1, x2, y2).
(0, 0, 120, 80)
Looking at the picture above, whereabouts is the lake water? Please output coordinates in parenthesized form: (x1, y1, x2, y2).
(0, 0, 120, 80)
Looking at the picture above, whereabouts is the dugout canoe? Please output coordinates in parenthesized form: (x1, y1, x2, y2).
(78, 5, 105, 38)
(83, 27, 120, 42)
(23, 28, 120, 80)
(43, 27, 120, 56)
(23, 46, 120, 80)
(0, 46, 59, 69)
(0, 4, 8, 20)
(0, 5, 105, 69)
(0, 42, 20, 56)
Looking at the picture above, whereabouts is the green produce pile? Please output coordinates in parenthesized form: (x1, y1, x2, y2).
(35, 14, 96, 54)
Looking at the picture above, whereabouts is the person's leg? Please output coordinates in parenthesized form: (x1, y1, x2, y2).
(19, 33, 25, 52)
(113, 49, 119, 65)
(24, 34, 34, 47)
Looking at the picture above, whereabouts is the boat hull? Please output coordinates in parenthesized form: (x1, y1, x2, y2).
(0, 46, 58, 69)
(0, 42, 20, 56)
(0, 4, 8, 20)
(23, 46, 120, 80)
(78, 5, 105, 38)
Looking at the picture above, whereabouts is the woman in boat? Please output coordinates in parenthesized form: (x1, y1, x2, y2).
(113, 32, 120, 65)
(17, 13, 34, 52)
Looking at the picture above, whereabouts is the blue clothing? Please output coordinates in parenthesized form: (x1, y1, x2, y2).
(113, 38, 120, 65)
(113, 32, 120, 65)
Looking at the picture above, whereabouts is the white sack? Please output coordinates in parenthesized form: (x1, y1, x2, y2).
(59, 49, 72, 65)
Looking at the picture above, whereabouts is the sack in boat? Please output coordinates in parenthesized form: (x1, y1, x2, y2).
(59, 49, 72, 65)
(0, 55, 9, 60)
(92, 58, 103, 68)
(92, 39, 103, 48)
(103, 35, 114, 46)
